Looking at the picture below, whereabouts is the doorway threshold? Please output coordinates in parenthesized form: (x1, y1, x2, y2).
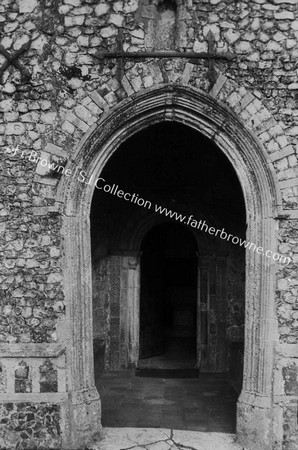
(87, 428, 243, 450)
(136, 354, 199, 378)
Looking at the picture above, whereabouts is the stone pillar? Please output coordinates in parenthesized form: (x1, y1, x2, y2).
(198, 252, 228, 373)
(93, 255, 111, 375)
(119, 252, 141, 368)
(236, 216, 278, 450)
(197, 252, 209, 370)
(109, 255, 122, 370)
(61, 215, 101, 449)
(93, 252, 141, 372)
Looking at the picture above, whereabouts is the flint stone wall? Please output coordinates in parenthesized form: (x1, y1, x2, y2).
(0, 0, 297, 448)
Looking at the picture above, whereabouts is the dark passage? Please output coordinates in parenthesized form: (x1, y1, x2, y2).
(97, 371, 237, 432)
(138, 223, 198, 376)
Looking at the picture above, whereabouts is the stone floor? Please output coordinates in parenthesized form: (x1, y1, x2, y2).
(136, 340, 199, 377)
(89, 427, 244, 450)
(137, 346, 197, 372)
(96, 371, 238, 432)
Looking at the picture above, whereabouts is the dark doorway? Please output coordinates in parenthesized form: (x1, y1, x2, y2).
(92, 121, 246, 415)
(138, 223, 198, 375)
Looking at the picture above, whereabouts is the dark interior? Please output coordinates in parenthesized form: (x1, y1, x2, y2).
(91, 122, 246, 255)
(91, 121, 246, 386)
(140, 222, 198, 361)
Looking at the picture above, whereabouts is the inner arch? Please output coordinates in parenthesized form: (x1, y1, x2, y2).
(91, 122, 246, 258)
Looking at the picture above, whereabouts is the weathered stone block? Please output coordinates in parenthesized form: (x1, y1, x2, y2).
(67, 112, 89, 131)
(95, 3, 109, 16)
(224, 29, 240, 44)
(130, 29, 145, 39)
(44, 143, 66, 158)
(47, 273, 62, 283)
(109, 13, 124, 27)
(0, 99, 13, 112)
(19, 0, 38, 13)
(6, 123, 25, 135)
(64, 15, 85, 27)
(62, 120, 75, 134)
(124, 0, 138, 13)
(274, 11, 295, 20)
(100, 26, 117, 38)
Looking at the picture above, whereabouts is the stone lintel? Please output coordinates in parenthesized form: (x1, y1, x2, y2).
(0, 343, 66, 358)
(0, 393, 67, 402)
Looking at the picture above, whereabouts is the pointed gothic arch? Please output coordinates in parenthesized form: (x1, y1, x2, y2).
(57, 84, 280, 450)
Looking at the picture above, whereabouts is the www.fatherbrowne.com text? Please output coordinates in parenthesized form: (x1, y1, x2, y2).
(5, 146, 291, 266)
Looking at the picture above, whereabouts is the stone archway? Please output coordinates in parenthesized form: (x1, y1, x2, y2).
(92, 207, 221, 376)
(93, 186, 230, 376)
(58, 85, 280, 450)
